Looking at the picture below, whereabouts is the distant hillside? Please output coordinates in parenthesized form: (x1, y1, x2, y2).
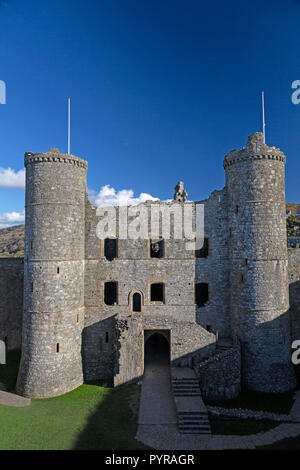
(286, 203, 300, 220)
(0, 202, 299, 257)
(0, 225, 24, 257)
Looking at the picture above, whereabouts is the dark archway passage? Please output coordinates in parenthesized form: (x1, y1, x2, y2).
(138, 331, 176, 425)
(144, 333, 170, 367)
(132, 292, 142, 312)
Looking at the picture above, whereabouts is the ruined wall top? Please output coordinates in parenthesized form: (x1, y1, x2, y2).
(223, 132, 286, 169)
(173, 181, 188, 202)
(24, 148, 88, 169)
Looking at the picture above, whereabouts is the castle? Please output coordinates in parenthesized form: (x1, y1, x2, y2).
(1, 132, 299, 399)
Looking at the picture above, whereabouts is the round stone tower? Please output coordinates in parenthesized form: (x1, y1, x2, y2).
(224, 132, 296, 393)
(16, 149, 88, 398)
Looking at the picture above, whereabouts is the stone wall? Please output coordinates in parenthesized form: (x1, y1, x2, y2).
(194, 346, 241, 401)
(0, 257, 24, 351)
(288, 247, 300, 341)
(113, 312, 216, 386)
(83, 192, 231, 383)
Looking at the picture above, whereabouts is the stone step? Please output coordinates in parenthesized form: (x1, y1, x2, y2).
(172, 379, 199, 382)
(179, 426, 211, 432)
(173, 383, 199, 387)
(173, 387, 200, 391)
(179, 415, 208, 424)
(171, 367, 211, 435)
(179, 421, 209, 426)
(172, 379, 199, 383)
(179, 430, 211, 434)
(173, 384, 199, 387)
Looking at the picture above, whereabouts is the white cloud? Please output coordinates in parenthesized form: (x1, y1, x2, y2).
(0, 210, 25, 229)
(0, 167, 25, 189)
(88, 184, 159, 207)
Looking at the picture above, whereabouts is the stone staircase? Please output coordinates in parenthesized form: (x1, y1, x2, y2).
(172, 368, 211, 435)
(177, 411, 211, 434)
(172, 377, 201, 397)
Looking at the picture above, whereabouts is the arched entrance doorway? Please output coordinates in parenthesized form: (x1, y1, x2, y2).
(144, 331, 170, 367)
(132, 292, 142, 312)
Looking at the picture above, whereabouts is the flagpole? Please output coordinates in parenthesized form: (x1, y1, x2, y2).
(68, 97, 71, 155)
(262, 91, 266, 144)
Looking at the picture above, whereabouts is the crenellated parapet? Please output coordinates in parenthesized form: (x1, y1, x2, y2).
(24, 149, 88, 169)
(223, 133, 286, 168)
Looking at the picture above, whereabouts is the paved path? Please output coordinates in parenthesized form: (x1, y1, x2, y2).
(138, 348, 177, 425)
(136, 390, 300, 450)
(0, 390, 31, 407)
(138, 343, 177, 427)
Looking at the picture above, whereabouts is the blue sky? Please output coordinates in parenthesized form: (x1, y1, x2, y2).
(0, 0, 300, 227)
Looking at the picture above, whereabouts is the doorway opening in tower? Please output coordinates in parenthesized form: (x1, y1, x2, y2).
(144, 330, 170, 368)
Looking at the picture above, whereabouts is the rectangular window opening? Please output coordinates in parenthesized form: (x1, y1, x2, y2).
(104, 281, 118, 305)
(150, 239, 164, 258)
(104, 238, 118, 261)
(195, 283, 209, 307)
(150, 283, 165, 302)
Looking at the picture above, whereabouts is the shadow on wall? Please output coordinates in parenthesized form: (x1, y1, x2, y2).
(81, 316, 116, 386)
(82, 307, 299, 400)
(289, 280, 300, 383)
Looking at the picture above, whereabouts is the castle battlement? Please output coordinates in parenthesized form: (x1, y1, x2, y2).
(24, 149, 88, 169)
(223, 132, 286, 168)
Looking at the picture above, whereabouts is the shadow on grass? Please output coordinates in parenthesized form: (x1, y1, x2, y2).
(71, 384, 149, 450)
(0, 352, 148, 450)
(210, 418, 278, 436)
(205, 386, 296, 415)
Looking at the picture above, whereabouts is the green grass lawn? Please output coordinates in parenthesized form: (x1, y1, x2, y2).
(0, 351, 148, 450)
(206, 388, 296, 414)
(1, 352, 299, 449)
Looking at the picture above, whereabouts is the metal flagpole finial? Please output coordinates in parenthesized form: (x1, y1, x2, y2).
(262, 91, 266, 144)
(68, 97, 71, 155)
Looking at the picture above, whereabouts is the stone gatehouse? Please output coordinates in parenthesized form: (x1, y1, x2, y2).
(0, 131, 299, 399)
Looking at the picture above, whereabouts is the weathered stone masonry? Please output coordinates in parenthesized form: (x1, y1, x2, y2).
(0, 257, 23, 351)
(0, 132, 298, 399)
